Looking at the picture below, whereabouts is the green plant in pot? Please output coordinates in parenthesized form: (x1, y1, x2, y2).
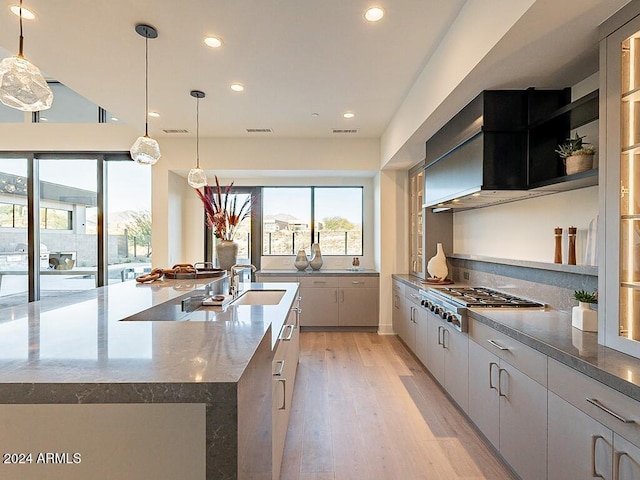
(555, 132, 596, 176)
(573, 289, 598, 305)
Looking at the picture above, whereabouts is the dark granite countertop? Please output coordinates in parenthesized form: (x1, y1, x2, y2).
(392, 274, 640, 403)
(0, 278, 299, 385)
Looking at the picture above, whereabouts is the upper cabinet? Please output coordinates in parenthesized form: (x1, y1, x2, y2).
(424, 88, 600, 212)
(601, 4, 640, 359)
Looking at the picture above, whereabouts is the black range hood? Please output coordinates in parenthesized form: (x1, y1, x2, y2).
(424, 89, 567, 211)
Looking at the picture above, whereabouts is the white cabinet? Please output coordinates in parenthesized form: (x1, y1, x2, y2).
(338, 277, 379, 327)
(614, 434, 640, 480)
(272, 302, 300, 480)
(548, 358, 640, 480)
(299, 277, 339, 327)
(548, 391, 613, 480)
(467, 318, 547, 480)
(422, 309, 469, 413)
(258, 273, 379, 327)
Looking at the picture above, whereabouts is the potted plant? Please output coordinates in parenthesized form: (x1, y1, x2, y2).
(194, 176, 252, 270)
(571, 289, 598, 332)
(555, 132, 596, 176)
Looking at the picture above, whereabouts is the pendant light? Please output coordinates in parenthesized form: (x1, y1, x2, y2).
(130, 24, 161, 166)
(0, 0, 53, 112)
(187, 90, 208, 188)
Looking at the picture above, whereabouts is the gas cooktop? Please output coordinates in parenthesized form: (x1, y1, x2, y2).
(430, 286, 545, 308)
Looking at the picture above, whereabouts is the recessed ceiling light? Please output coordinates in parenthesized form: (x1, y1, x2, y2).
(343, 112, 355, 119)
(10, 5, 35, 19)
(311, 112, 320, 117)
(230, 83, 244, 92)
(39, 117, 48, 122)
(364, 7, 384, 22)
(148, 111, 160, 118)
(204, 36, 223, 48)
(110, 117, 119, 122)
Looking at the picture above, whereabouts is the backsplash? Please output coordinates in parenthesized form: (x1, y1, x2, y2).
(448, 257, 597, 312)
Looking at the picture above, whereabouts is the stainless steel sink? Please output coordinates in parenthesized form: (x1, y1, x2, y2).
(231, 289, 286, 305)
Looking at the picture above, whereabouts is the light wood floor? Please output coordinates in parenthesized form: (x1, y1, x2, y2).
(280, 331, 516, 480)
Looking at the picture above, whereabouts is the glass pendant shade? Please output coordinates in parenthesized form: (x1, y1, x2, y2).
(187, 168, 207, 188)
(130, 135, 161, 166)
(0, 55, 53, 112)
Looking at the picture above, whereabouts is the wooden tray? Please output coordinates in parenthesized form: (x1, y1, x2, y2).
(421, 278, 454, 285)
(163, 262, 227, 279)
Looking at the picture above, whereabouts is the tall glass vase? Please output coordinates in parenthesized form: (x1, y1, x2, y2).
(216, 239, 238, 271)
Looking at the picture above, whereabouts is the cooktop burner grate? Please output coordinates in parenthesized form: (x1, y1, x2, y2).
(430, 286, 545, 308)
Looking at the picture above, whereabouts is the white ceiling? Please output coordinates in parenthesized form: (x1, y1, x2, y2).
(0, 0, 467, 139)
(0, 0, 633, 164)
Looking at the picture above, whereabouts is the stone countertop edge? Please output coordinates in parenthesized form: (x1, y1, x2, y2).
(392, 274, 640, 403)
(257, 269, 379, 276)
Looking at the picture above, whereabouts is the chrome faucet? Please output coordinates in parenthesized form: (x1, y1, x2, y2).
(230, 264, 256, 297)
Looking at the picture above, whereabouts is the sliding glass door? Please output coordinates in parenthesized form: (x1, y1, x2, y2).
(0, 158, 29, 308)
(39, 158, 98, 297)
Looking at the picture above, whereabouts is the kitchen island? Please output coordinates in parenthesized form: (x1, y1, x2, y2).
(0, 276, 300, 480)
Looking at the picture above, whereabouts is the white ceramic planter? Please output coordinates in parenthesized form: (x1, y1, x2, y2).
(571, 302, 597, 332)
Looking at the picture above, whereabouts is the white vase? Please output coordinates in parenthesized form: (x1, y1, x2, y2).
(294, 249, 309, 271)
(216, 240, 238, 271)
(309, 243, 323, 270)
(427, 243, 448, 280)
(571, 302, 598, 332)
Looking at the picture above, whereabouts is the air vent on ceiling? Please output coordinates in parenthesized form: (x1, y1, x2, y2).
(246, 128, 273, 133)
(162, 129, 189, 134)
(332, 128, 359, 134)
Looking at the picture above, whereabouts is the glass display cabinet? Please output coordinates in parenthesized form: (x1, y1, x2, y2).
(409, 164, 424, 278)
(602, 9, 640, 359)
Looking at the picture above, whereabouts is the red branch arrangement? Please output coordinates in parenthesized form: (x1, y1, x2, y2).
(194, 176, 251, 240)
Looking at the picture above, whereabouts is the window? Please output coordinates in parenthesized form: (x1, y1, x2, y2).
(0, 203, 27, 228)
(262, 187, 363, 256)
(40, 207, 72, 230)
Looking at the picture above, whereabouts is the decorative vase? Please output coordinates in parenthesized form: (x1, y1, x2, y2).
(309, 243, 323, 270)
(216, 239, 238, 271)
(564, 154, 593, 176)
(427, 243, 448, 280)
(571, 302, 598, 332)
(294, 249, 309, 271)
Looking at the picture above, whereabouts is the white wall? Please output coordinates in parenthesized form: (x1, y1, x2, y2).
(153, 137, 381, 269)
(453, 186, 598, 264)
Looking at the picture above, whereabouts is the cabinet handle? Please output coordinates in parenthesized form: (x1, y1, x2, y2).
(335, 289, 338, 303)
(340, 290, 344, 303)
(273, 360, 285, 377)
(442, 328, 448, 349)
(489, 362, 499, 391)
(410, 293, 420, 300)
(352, 280, 363, 285)
(313, 280, 327, 285)
(277, 378, 286, 410)
(279, 324, 294, 341)
(498, 368, 507, 398)
(591, 435, 605, 479)
(613, 450, 629, 480)
(411, 307, 416, 323)
(586, 398, 636, 424)
(291, 307, 301, 326)
(437, 326, 443, 346)
(394, 294, 398, 309)
(487, 339, 509, 351)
